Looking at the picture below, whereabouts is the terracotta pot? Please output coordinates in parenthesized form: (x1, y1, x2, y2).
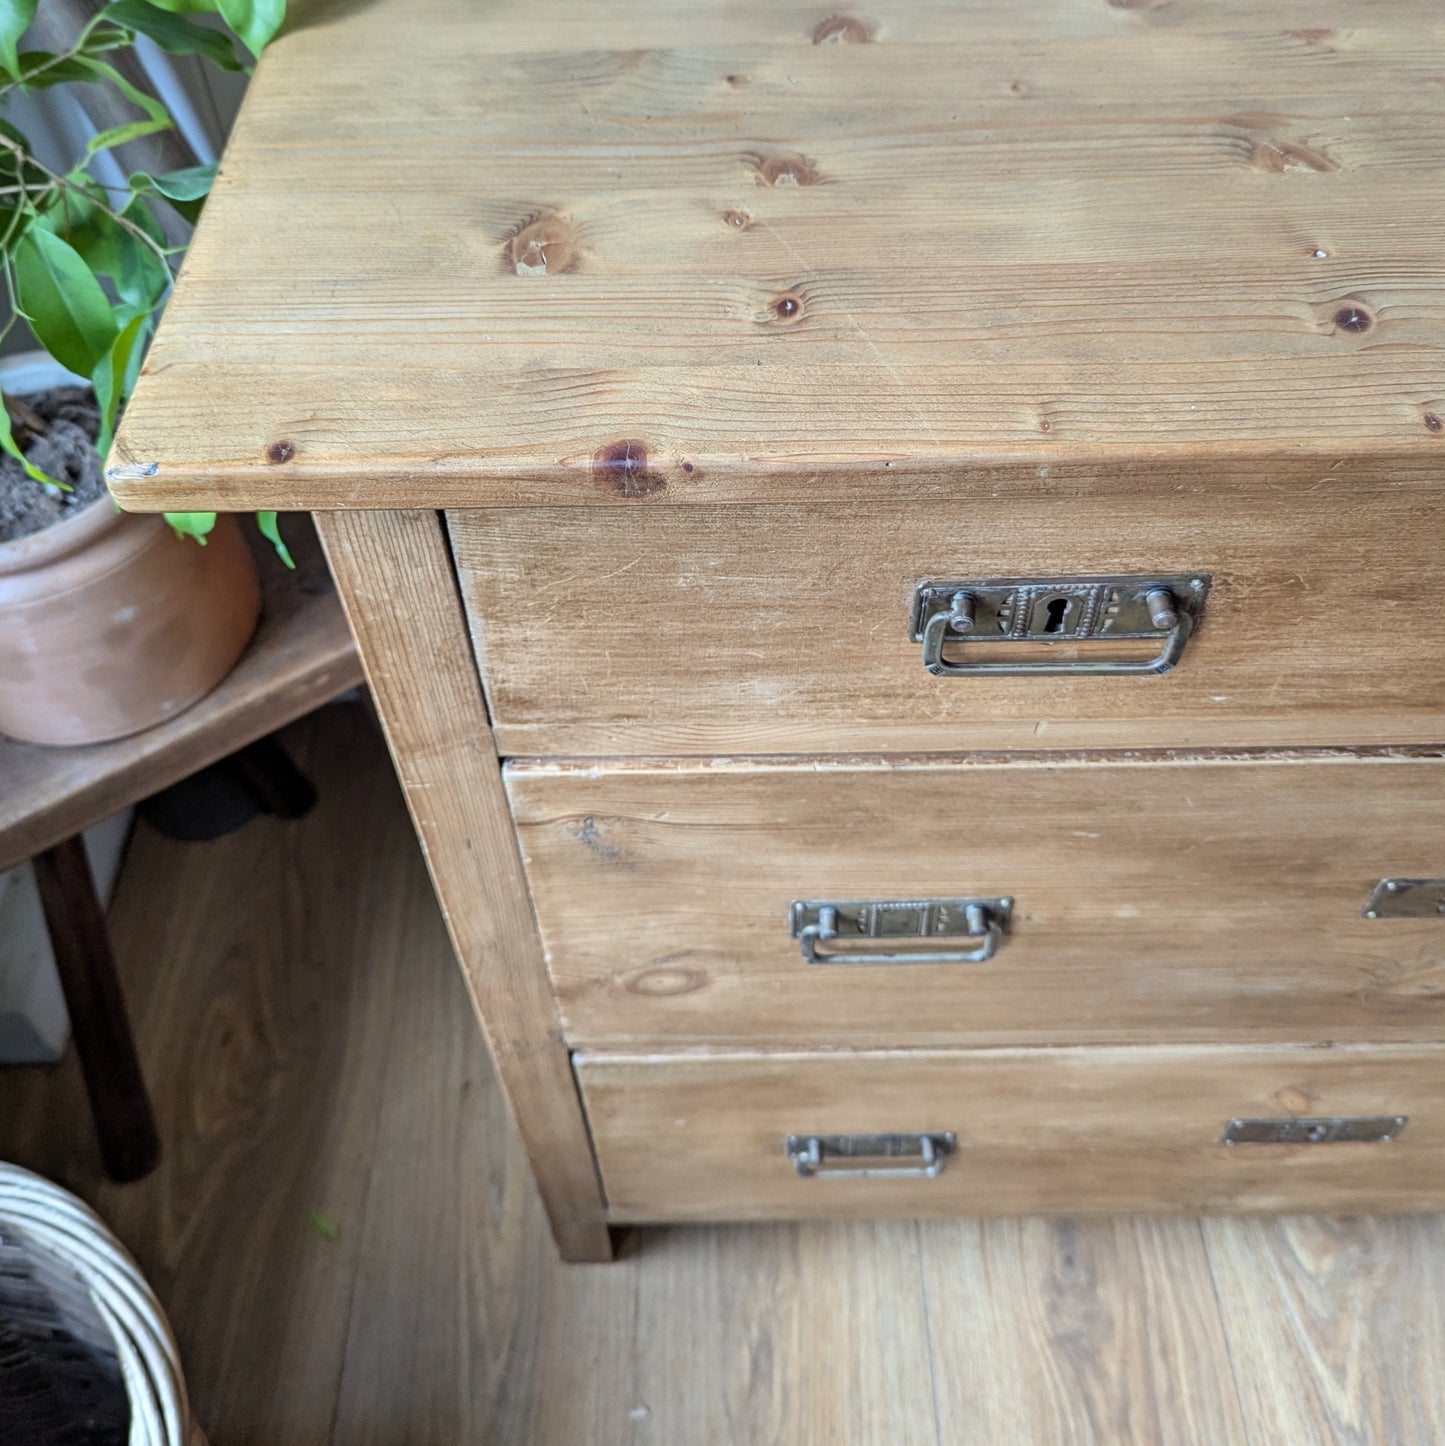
(0, 498, 261, 746)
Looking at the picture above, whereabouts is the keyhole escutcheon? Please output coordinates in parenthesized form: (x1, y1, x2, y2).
(1042, 597, 1071, 634)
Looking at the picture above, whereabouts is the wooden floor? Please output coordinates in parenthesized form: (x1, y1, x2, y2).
(3, 703, 1443, 1444)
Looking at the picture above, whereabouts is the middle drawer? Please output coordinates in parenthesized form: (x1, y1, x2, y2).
(505, 751, 1445, 1048)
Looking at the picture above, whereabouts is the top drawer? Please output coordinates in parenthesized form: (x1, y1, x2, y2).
(449, 471, 1443, 756)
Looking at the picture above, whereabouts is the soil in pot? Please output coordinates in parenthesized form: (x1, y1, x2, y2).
(0, 387, 107, 543)
(0, 379, 261, 748)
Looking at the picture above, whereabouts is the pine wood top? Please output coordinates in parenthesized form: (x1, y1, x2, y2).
(109, 0, 1445, 513)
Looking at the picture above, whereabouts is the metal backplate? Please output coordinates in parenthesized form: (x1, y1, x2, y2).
(1223, 1117, 1407, 1145)
(1362, 878, 1445, 919)
(790, 898, 1013, 940)
(911, 574, 1209, 642)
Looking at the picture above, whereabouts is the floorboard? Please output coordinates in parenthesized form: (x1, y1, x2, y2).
(3, 703, 1444, 1444)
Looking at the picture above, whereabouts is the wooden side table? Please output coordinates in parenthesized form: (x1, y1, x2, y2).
(0, 521, 361, 1180)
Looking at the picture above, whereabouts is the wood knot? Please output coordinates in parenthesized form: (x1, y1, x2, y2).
(721, 209, 753, 230)
(266, 440, 295, 463)
(750, 152, 821, 187)
(625, 964, 709, 997)
(505, 213, 580, 277)
(1425, 413, 1443, 433)
(772, 293, 804, 323)
(724, 72, 746, 87)
(812, 14, 872, 43)
(1333, 304, 1373, 334)
(592, 439, 666, 498)
(1250, 138, 1336, 174)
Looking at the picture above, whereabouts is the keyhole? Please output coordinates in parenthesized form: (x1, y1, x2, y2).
(1042, 597, 1071, 634)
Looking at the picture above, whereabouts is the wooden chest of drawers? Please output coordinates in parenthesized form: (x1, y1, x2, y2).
(109, 0, 1445, 1261)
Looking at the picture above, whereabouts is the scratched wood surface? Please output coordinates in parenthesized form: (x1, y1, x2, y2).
(108, 0, 1445, 513)
(3, 706, 1443, 1444)
(577, 1046, 1445, 1222)
(505, 751, 1445, 1048)
(451, 487, 1445, 754)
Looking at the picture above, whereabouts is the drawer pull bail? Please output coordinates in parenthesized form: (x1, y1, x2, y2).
(790, 897, 1012, 965)
(786, 1133, 956, 1179)
(911, 573, 1210, 676)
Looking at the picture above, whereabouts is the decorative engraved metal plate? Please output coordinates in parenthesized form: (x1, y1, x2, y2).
(1223, 1117, 1407, 1145)
(789, 897, 1012, 965)
(1362, 878, 1445, 919)
(910, 573, 1210, 676)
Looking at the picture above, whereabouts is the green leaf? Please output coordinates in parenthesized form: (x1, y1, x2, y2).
(131, 161, 215, 202)
(216, 0, 284, 59)
(104, 1, 243, 67)
(139, 0, 221, 13)
(90, 312, 149, 456)
(0, 389, 65, 488)
(309, 1209, 340, 1242)
(12, 227, 121, 377)
(46, 194, 171, 318)
(256, 510, 294, 567)
(122, 316, 152, 394)
(76, 21, 134, 54)
(129, 162, 216, 224)
(0, 0, 36, 80)
(83, 114, 173, 161)
(20, 55, 170, 134)
(164, 510, 216, 544)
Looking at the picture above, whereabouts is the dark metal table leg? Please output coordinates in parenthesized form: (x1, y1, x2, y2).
(31, 835, 160, 1183)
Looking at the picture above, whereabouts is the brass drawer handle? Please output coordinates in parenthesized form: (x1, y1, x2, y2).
(912, 574, 1209, 677)
(786, 1133, 956, 1179)
(790, 898, 1012, 965)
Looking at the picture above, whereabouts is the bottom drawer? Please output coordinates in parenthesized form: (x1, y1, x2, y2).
(576, 1045, 1445, 1223)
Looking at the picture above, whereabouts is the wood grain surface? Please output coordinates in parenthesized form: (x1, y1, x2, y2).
(576, 1045, 1445, 1222)
(506, 751, 1445, 1047)
(3, 703, 1443, 1444)
(314, 508, 611, 1261)
(453, 485, 1445, 755)
(920, 1216, 1251, 1445)
(1203, 1213, 1445, 1444)
(107, 0, 1445, 513)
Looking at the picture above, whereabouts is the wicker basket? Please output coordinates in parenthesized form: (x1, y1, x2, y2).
(0, 1164, 205, 1446)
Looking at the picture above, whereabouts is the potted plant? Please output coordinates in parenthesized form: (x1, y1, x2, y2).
(0, 0, 287, 746)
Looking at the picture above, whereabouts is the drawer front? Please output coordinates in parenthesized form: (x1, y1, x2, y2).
(507, 754, 1445, 1047)
(450, 481, 1445, 756)
(576, 1045, 1445, 1222)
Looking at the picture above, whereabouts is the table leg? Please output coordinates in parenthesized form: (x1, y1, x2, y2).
(31, 835, 160, 1183)
(228, 735, 318, 820)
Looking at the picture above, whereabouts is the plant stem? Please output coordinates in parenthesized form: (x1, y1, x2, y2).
(0, 11, 112, 98)
(0, 137, 177, 284)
